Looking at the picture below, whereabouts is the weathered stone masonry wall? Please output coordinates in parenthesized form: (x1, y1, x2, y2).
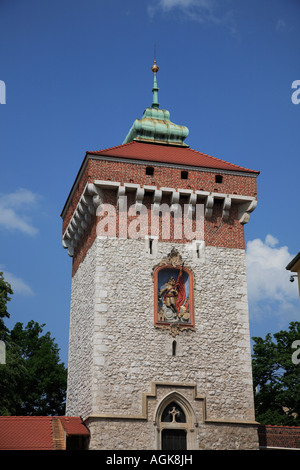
(66, 236, 258, 448)
(86, 388, 258, 450)
(93, 238, 254, 418)
(66, 241, 96, 418)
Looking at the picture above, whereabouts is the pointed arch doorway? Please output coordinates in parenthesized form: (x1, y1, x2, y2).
(161, 401, 187, 450)
(155, 393, 197, 450)
(162, 429, 187, 450)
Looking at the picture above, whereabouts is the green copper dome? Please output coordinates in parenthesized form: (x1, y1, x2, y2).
(123, 61, 189, 147)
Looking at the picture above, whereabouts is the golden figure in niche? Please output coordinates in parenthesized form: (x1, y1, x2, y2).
(158, 276, 178, 314)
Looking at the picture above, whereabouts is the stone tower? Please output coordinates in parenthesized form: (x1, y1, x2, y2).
(61, 61, 260, 450)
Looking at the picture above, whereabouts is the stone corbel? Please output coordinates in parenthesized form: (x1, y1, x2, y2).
(73, 210, 84, 235)
(87, 183, 103, 208)
(222, 197, 231, 221)
(170, 191, 180, 214)
(62, 183, 103, 257)
(205, 194, 214, 218)
(62, 238, 74, 257)
(153, 189, 162, 212)
(81, 194, 94, 215)
(135, 187, 145, 212)
(77, 201, 84, 215)
(117, 186, 126, 211)
(188, 192, 197, 216)
(70, 217, 79, 233)
(238, 199, 257, 225)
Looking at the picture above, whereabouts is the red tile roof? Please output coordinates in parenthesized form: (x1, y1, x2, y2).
(0, 416, 54, 450)
(59, 416, 89, 436)
(0, 416, 89, 450)
(88, 141, 259, 175)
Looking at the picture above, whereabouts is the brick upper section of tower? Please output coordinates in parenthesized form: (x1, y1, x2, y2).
(61, 140, 259, 275)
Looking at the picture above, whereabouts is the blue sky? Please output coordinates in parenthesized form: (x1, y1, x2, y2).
(0, 0, 299, 366)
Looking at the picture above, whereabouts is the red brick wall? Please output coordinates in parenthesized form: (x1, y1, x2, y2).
(87, 157, 257, 198)
(95, 189, 245, 246)
(71, 213, 97, 276)
(258, 425, 300, 449)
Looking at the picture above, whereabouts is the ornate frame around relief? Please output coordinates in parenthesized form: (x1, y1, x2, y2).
(153, 248, 195, 332)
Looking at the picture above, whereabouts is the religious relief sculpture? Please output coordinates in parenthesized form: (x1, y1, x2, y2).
(158, 267, 190, 323)
(153, 250, 194, 329)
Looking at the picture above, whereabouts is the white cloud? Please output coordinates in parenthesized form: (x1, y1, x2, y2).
(148, 0, 236, 32)
(0, 266, 34, 296)
(246, 235, 299, 323)
(276, 18, 286, 32)
(264, 234, 279, 248)
(0, 188, 40, 236)
(148, 0, 213, 17)
(157, 0, 212, 11)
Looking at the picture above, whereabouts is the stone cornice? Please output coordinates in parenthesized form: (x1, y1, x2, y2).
(62, 180, 257, 257)
(60, 153, 258, 221)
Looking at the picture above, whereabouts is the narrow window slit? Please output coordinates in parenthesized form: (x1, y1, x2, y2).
(146, 166, 154, 176)
(181, 170, 188, 179)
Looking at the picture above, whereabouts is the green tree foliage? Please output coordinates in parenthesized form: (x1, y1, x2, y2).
(252, 321, 300, 425)
(0, 272, 67, 416)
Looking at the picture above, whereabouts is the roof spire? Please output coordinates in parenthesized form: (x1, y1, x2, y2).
(123, 54, 189, 146)
(151, 54, 159, 108)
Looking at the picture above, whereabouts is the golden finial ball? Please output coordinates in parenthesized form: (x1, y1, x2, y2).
(152, 60, 159, 73)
